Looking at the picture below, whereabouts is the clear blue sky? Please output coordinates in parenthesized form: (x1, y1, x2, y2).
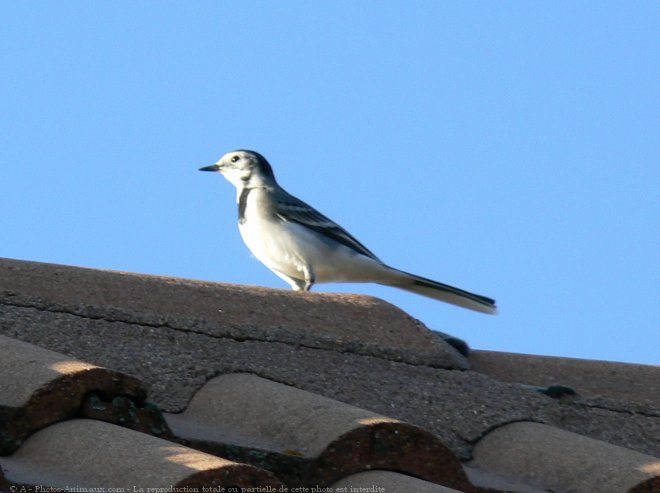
(2, 2, 658, 364)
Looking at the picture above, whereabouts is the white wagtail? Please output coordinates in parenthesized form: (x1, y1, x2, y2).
(200, 150, 497, 314)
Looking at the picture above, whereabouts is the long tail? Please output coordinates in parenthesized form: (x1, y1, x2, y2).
(382, 268, 498, 314)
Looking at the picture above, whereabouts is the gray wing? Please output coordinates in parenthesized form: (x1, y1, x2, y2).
(274, 192, 380, 261)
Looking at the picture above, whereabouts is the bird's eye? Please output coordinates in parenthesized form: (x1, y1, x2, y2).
(231, 155, 240, 163)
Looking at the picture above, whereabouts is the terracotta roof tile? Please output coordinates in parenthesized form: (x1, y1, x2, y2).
(0, 256, 658, 493)
(470, 350, 660, 458)
(0, 419, 282, 490)
(332, 470, 469, 492)
(468, 421, 660, 493)
(0, 334, 144, 454)
(165, 373, 477, 491)
(463, 466, 550, 493)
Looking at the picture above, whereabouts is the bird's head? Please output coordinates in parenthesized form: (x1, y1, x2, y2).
(199, 149, 276, 188)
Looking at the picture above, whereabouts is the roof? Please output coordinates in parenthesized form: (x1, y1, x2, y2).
(0, 257, 658, 493)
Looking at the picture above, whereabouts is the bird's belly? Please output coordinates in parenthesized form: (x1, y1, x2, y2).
(238, 219, 316, 280)
(239, 220, 385, 283)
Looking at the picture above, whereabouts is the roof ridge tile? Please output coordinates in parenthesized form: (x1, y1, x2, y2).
(470, 350, 660, 408)
(0, 257, 466, 369)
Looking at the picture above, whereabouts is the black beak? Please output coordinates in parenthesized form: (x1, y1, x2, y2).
(199, 164, 221, 172)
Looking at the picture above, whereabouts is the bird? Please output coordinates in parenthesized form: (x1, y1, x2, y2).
(199, 150, 497, 314)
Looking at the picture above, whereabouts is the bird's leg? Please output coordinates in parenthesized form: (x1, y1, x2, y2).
(272, 265, 315, 291)
(271, 268, 306, 291)
(301, 264, 315, 291)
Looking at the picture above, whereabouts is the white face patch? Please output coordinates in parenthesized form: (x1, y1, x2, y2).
(217, 165, 247, 189)
(215, 152, 252, 188)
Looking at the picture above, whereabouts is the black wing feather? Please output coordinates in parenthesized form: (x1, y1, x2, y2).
(274, 192, 380, 261)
